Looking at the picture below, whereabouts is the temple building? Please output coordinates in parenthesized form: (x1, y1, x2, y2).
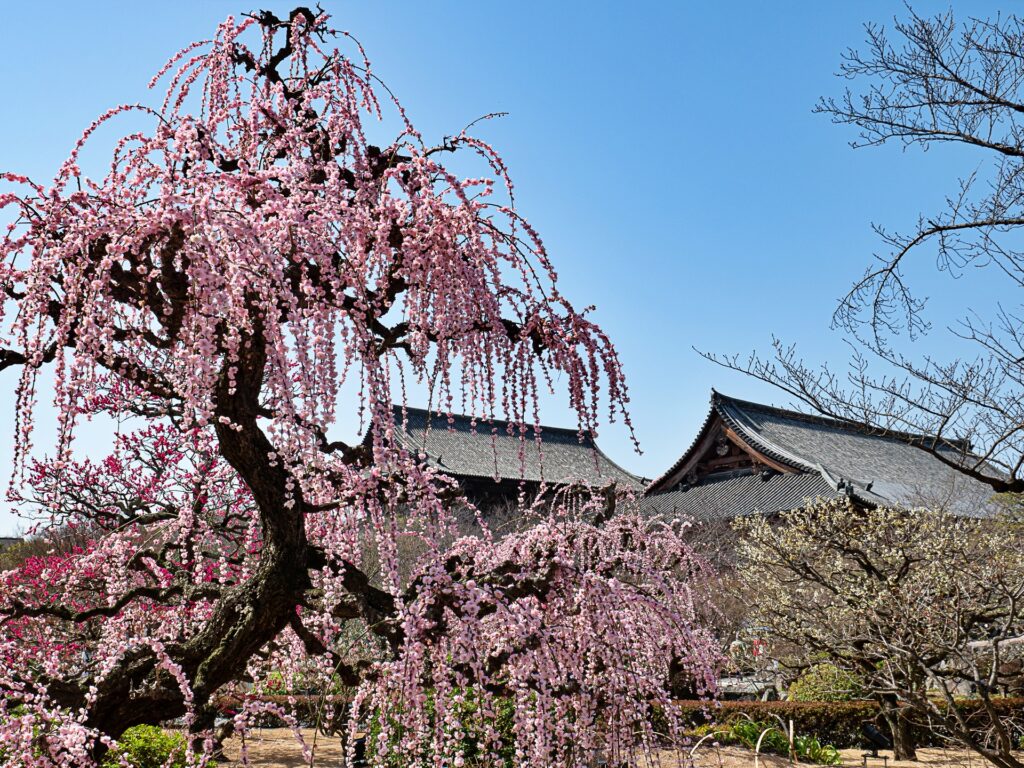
(370, 394, 999, 523)
(372, 405, 642, 510)
(643, 391, 998, 520)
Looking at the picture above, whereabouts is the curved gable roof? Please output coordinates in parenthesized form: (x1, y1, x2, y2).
(649, 391, 998, 517)
(375, 406, 642, 489)
(643, 471, 838, 521)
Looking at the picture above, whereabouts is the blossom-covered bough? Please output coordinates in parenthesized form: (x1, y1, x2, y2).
(0, 8, 719, 766)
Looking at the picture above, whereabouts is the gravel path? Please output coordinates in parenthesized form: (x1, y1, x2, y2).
(217, 728, 1005, 767)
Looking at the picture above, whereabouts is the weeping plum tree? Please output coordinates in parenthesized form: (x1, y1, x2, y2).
(0, 9, 721, 767)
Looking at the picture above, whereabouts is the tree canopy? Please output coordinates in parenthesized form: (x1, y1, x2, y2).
(0, 9, 720, 766)
(737, 499, 1024, 766)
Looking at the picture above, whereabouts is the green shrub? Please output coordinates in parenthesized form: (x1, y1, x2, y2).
(366, 692, 516, 768)
(709, 717, 840, 764)
(793, 734, 841, 765)
(789, 664, 866, 702)
(675, 698, 1024, 750)
(726, 717, 790, 752)
(675, 700, 878, 749)
(101, 725, 189, 768)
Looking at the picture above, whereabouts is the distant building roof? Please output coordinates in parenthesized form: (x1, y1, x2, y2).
(644, 391, 998, 519)
(644, 471, 839, 520)
(376, 406, 642, 489)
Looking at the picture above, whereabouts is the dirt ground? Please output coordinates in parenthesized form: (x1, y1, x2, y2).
(218, 728, 1012, 767)
(689, 745, 1001, 768)
(220, 728, 346, 766)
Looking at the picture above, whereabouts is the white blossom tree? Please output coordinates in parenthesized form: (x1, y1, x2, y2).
(736, 499, 1024, 766)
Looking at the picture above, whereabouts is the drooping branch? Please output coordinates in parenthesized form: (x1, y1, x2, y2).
(0, 8, 711, 767)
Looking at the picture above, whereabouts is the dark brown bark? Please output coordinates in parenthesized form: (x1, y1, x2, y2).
(0, 9, 570, 760)
(879, 695, 918, 761)
(67, 322, 315, 756)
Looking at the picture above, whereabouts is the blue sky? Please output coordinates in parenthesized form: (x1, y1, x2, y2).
(0, 2, 1011, 534)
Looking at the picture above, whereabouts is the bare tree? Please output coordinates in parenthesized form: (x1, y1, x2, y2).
(0, 525, 94, 571)
(704, 8, 1024, 492)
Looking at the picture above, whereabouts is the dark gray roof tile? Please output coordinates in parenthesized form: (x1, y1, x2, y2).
(682, 393, 1001, 517)
(381, 406, 642, 489)
(642, 471, 839, 521)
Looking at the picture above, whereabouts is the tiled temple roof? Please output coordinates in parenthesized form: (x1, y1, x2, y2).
(643, 471, 838, 520)
(377, 406, 642, 489)
(645, 392, 998, 519)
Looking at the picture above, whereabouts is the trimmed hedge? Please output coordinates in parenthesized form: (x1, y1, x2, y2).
(215, 693, 352, 729)
(222, 695, 878, 748)
(215, 692, 1024, 753)
(674, 698, 1024, 749)
(675, 700, 879, 748)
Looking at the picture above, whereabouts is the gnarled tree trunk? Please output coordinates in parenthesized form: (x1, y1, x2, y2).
(880, 695, 917, 761)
